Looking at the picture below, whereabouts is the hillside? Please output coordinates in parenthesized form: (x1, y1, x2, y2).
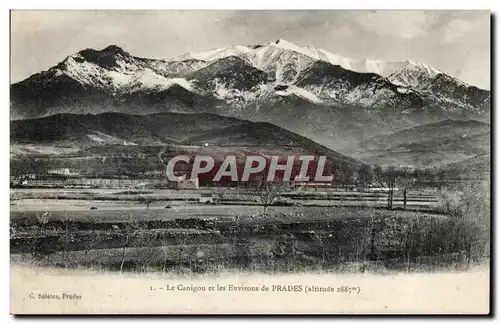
(439, 153, 491, 179)
(10, 112, 364, 181)
(347, 120, 491, 168)
(11, 112, 246, 148)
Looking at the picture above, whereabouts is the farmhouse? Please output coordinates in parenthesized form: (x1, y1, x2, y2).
(47, 168, 79, 176)
(176, 177, 199, 189)
(199, 192, 219, 204)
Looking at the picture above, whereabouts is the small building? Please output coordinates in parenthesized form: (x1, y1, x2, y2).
(133, 182, 150, 189)
(176, 177, 199, 189)
(199, 192, 219, 204)
(47, 168, 79, 177)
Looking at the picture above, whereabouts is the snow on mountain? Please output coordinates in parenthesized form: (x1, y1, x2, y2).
(251, 39, 356, 71)
(290, 60, 422, 110)
(10, 41, 490, 126)
(86, 130, 125, 144)
(143, 58, 208, 78)
(61, 53, 136, 90)
(177, 45, 254, 62)
(55, 46, 197, 94)
(9, 41, 491, 159)
(211, 78, 266, 103)
(177, 39, 443, 84)
(271, 39, 314, 56)
(243, 44, 315, 84)
(388, 61, 442, 87)
(274, 85, 321, 103)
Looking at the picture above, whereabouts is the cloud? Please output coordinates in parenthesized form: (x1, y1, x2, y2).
(440, 12, 490, 45)
(443, 18, 473, 43)
(351, 11, 439, 39)
(9, 10, 490, 89)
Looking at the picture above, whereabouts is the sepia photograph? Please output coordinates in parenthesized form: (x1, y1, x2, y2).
(9, 9, 491, 314)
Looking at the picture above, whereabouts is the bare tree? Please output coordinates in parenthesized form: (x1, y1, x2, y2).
(59, 212, 75, 263)
(438, 169, 446, 189)
(117, 213, 144, 273)
(397, 171, 417, 210)
(381, 166, 418, 210)
(438, 187, 462, 214)
(175, 235, 188, 272)
(255, 178, 284, 214)
(373, 164, 383, 183)
(82, 213, 100, 267)
(437, 181, 490, 268)
(357, 164, 373, 189)
(30, 211, 51, 260)
(458, 181, 490, 268)
(339, 163, 356, 189)
(138, 195, 152, 211)
(383, 166, 397, 209)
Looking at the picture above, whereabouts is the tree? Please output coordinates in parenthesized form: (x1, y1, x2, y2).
(458, 181, 490, 267)
(438, 188, 462, 214)
(438, 169, 446, 189)
(117, 213, 144, 273)
(82, 214, 100, 267)
(383, 166, 398, 209)
(139, 195, 152, 211)
(357, 164, 373, 188)
(373, 164, 383, 183)
(397, 170, 417, 210)
(437, 181, 490, 268)
(59, 212, 75, 263)
(30, 211, 51, 260)
(255, 177, 284, 214)
(339, 163, 357, 189)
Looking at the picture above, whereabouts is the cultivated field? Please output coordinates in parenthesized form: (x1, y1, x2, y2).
(10, 184, 489, 276)
(10, 187, 439, 212)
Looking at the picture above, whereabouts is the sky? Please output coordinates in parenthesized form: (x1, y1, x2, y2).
(10, 10, 491, 89)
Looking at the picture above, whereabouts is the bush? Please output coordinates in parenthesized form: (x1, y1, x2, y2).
(435, 180, 490, 263)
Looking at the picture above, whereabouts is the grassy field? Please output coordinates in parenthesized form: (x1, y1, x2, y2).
(10, 187, 439, 212)
(10, 205, 483, 275)
(10, 184, 489, 276)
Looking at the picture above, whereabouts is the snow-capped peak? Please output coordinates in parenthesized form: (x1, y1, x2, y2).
(272, 39, 307, 53)
(267, 39, 355, 70)
(54, 47, 196, 93)
(176, 45, 253, 62)
(52, 42, 450, 95)
(405, 60, 442, 77)
(174, 39, 447, 86)
(10, 41, 490, 124)
(388, 60, 443, 87)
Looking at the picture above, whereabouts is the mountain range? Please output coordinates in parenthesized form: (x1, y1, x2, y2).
(10, 40, 490, 154)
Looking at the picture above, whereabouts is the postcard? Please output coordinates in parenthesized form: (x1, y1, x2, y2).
(9, 10, 491, 314)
